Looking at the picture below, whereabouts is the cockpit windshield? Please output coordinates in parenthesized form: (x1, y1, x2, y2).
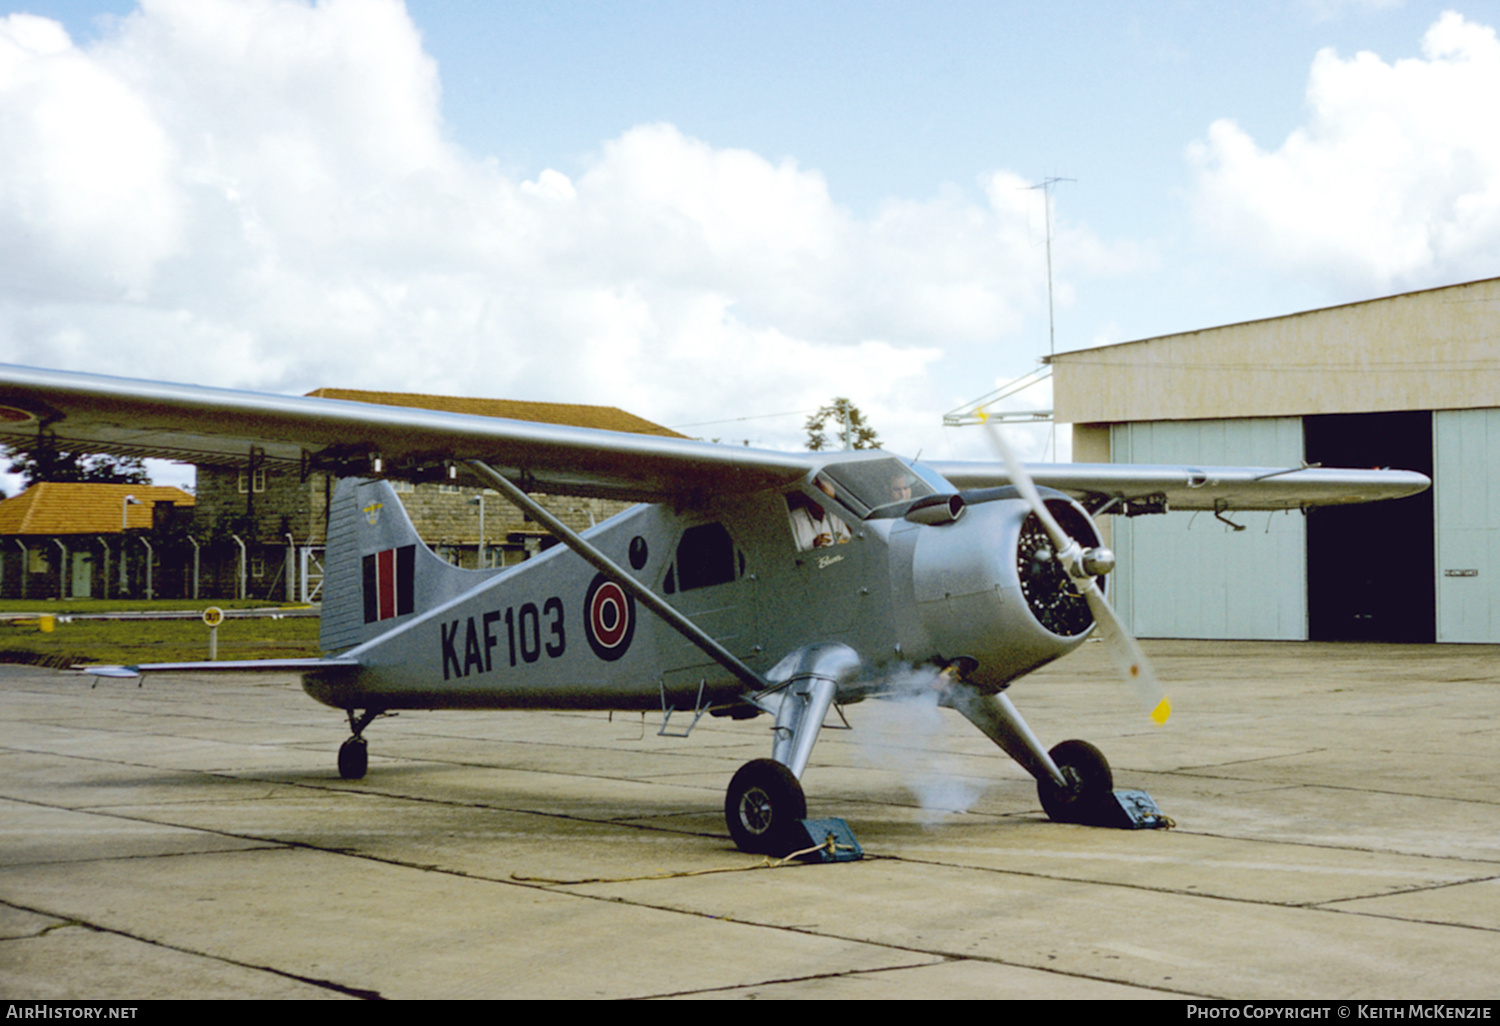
(818, 457, 937, 517)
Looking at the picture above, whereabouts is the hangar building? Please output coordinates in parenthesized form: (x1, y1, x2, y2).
(1049, 275, 1500, 644)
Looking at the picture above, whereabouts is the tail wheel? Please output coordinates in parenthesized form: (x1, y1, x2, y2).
(725, 758, 806, 855)
(337, 737, 368, 780)
(1038, 739, 1112, 823)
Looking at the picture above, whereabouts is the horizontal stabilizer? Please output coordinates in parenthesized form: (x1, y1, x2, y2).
(84, 658, 360, 679)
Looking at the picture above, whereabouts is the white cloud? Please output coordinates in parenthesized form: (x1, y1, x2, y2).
(0, 0, 1136, 464)
(0, 12, 183, 298)
(1189, 11, 1500, 293)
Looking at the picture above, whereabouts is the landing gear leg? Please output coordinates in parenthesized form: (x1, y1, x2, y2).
(724, 643, 857, 854)
(338, 708, 384, 780)
(941, 682, 1113, 824)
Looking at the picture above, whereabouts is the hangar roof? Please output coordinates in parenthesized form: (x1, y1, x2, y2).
(1047, 276, 1500, 425)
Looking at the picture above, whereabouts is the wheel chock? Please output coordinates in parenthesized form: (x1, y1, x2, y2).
(789, 818, 864, 862)
(1093, 788, 1171, 829)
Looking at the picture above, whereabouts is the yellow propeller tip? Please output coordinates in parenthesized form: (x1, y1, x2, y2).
(1150, 698, 1172, 725)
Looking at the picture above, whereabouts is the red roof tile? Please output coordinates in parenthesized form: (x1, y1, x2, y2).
(304, 389, 685, 438)
(0, 483, 194, 536)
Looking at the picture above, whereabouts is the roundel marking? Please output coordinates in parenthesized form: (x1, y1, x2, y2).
(584, 574, 635, 661)
(0, 405, 37, 424)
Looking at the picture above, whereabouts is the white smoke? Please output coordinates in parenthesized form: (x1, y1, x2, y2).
(852, 669, 989, 823)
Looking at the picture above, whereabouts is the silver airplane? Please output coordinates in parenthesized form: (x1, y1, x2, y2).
(0, 364, 1430, 854)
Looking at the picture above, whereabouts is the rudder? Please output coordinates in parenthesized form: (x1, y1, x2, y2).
(319, 478, 490, 653)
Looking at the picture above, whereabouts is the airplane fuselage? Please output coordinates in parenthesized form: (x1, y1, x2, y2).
(302, 468, 1100, 713)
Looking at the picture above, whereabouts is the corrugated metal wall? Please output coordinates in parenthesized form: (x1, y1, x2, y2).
(1109, 418, 1308, 640)
(1436, 409, 1500, 642)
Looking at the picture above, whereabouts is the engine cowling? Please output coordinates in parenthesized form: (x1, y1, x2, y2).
(905, 489, 1106, 691)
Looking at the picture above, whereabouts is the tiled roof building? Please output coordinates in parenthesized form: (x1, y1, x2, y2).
(188, 390, 684, 602)
(0, 483, 193, 535)
(0, 392, 681, 602)
(303, 390, 685, 438)
(0, 483, 193, 599)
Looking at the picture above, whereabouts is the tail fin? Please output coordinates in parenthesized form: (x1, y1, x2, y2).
(319, 478, 488, 653)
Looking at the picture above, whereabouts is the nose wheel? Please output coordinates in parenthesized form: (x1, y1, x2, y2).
(725, 758, 806, 855)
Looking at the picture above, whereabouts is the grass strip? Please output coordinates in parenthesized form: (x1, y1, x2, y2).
(0, 600, 321, 666)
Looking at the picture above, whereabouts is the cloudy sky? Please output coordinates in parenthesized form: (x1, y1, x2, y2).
(3, 0, 1499, 489)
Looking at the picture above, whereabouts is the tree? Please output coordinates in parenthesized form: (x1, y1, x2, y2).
(804, 398, 880, 451)
(6, 443, 150, 487)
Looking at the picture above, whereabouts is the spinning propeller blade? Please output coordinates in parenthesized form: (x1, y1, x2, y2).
(979, 415, 1171, 725)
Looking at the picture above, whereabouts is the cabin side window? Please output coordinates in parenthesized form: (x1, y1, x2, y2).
(665, 522, 740, 593)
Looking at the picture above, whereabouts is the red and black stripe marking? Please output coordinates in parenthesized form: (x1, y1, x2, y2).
(363, 545, 416, 623)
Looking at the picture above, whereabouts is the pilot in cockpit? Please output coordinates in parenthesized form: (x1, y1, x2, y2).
(887, 470, 915, 503)
(787, 476, 852, 551)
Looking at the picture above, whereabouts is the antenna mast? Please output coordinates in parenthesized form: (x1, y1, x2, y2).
(942, 175, 1075, 461)
(1028, 176, 1074, 360)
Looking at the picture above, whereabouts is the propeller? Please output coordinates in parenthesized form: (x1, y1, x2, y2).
(979, 414, 1172, 726)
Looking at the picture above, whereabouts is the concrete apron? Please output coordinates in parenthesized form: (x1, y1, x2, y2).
(1, 639, 1497, 999)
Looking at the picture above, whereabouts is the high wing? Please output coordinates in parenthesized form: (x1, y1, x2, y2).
(0, 364, 813, 503)
(0, 364, 1430, 507)
(929, 460, 1431, 512)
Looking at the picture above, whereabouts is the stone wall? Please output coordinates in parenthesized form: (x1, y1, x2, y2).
(192, 467, 634, 579)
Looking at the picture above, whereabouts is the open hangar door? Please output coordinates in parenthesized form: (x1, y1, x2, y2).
(1304, 411, 1434, 643)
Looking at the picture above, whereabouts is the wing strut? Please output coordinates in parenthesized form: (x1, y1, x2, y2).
(466, 460, 768, 694)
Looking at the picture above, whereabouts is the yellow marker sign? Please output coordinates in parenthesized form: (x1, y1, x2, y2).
(202, 607, 224, 628)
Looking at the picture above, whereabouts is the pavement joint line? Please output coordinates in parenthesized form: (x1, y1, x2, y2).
(628, 911, 1216, 1000)
(3, 786, 738, 872)
(1173, 771, 1500, 807)
(13, 749, 1500, 869)
(1174, 828, 1500, 867)
(1302, 904, 1500, 935)
(0, 899, 383, 1000)
(0, 741, 737, 809)
(2, 786, 1303, 996)
(508, 869, 1221, 999)
(1309, 872, 1500, 912)
(641, 958, 1206, 1001)
(9, 646, 1500, 998)
(626, 957, 973, 999)
(4, 845, 293, 871)
(14, 831, 1122, 996)
(854, 851, 1500, 928)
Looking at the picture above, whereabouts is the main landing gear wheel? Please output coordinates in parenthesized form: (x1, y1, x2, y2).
(725, 758, 807, 856)
(337, 737, 368, 780)
(1038, 739, 1112, 824)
